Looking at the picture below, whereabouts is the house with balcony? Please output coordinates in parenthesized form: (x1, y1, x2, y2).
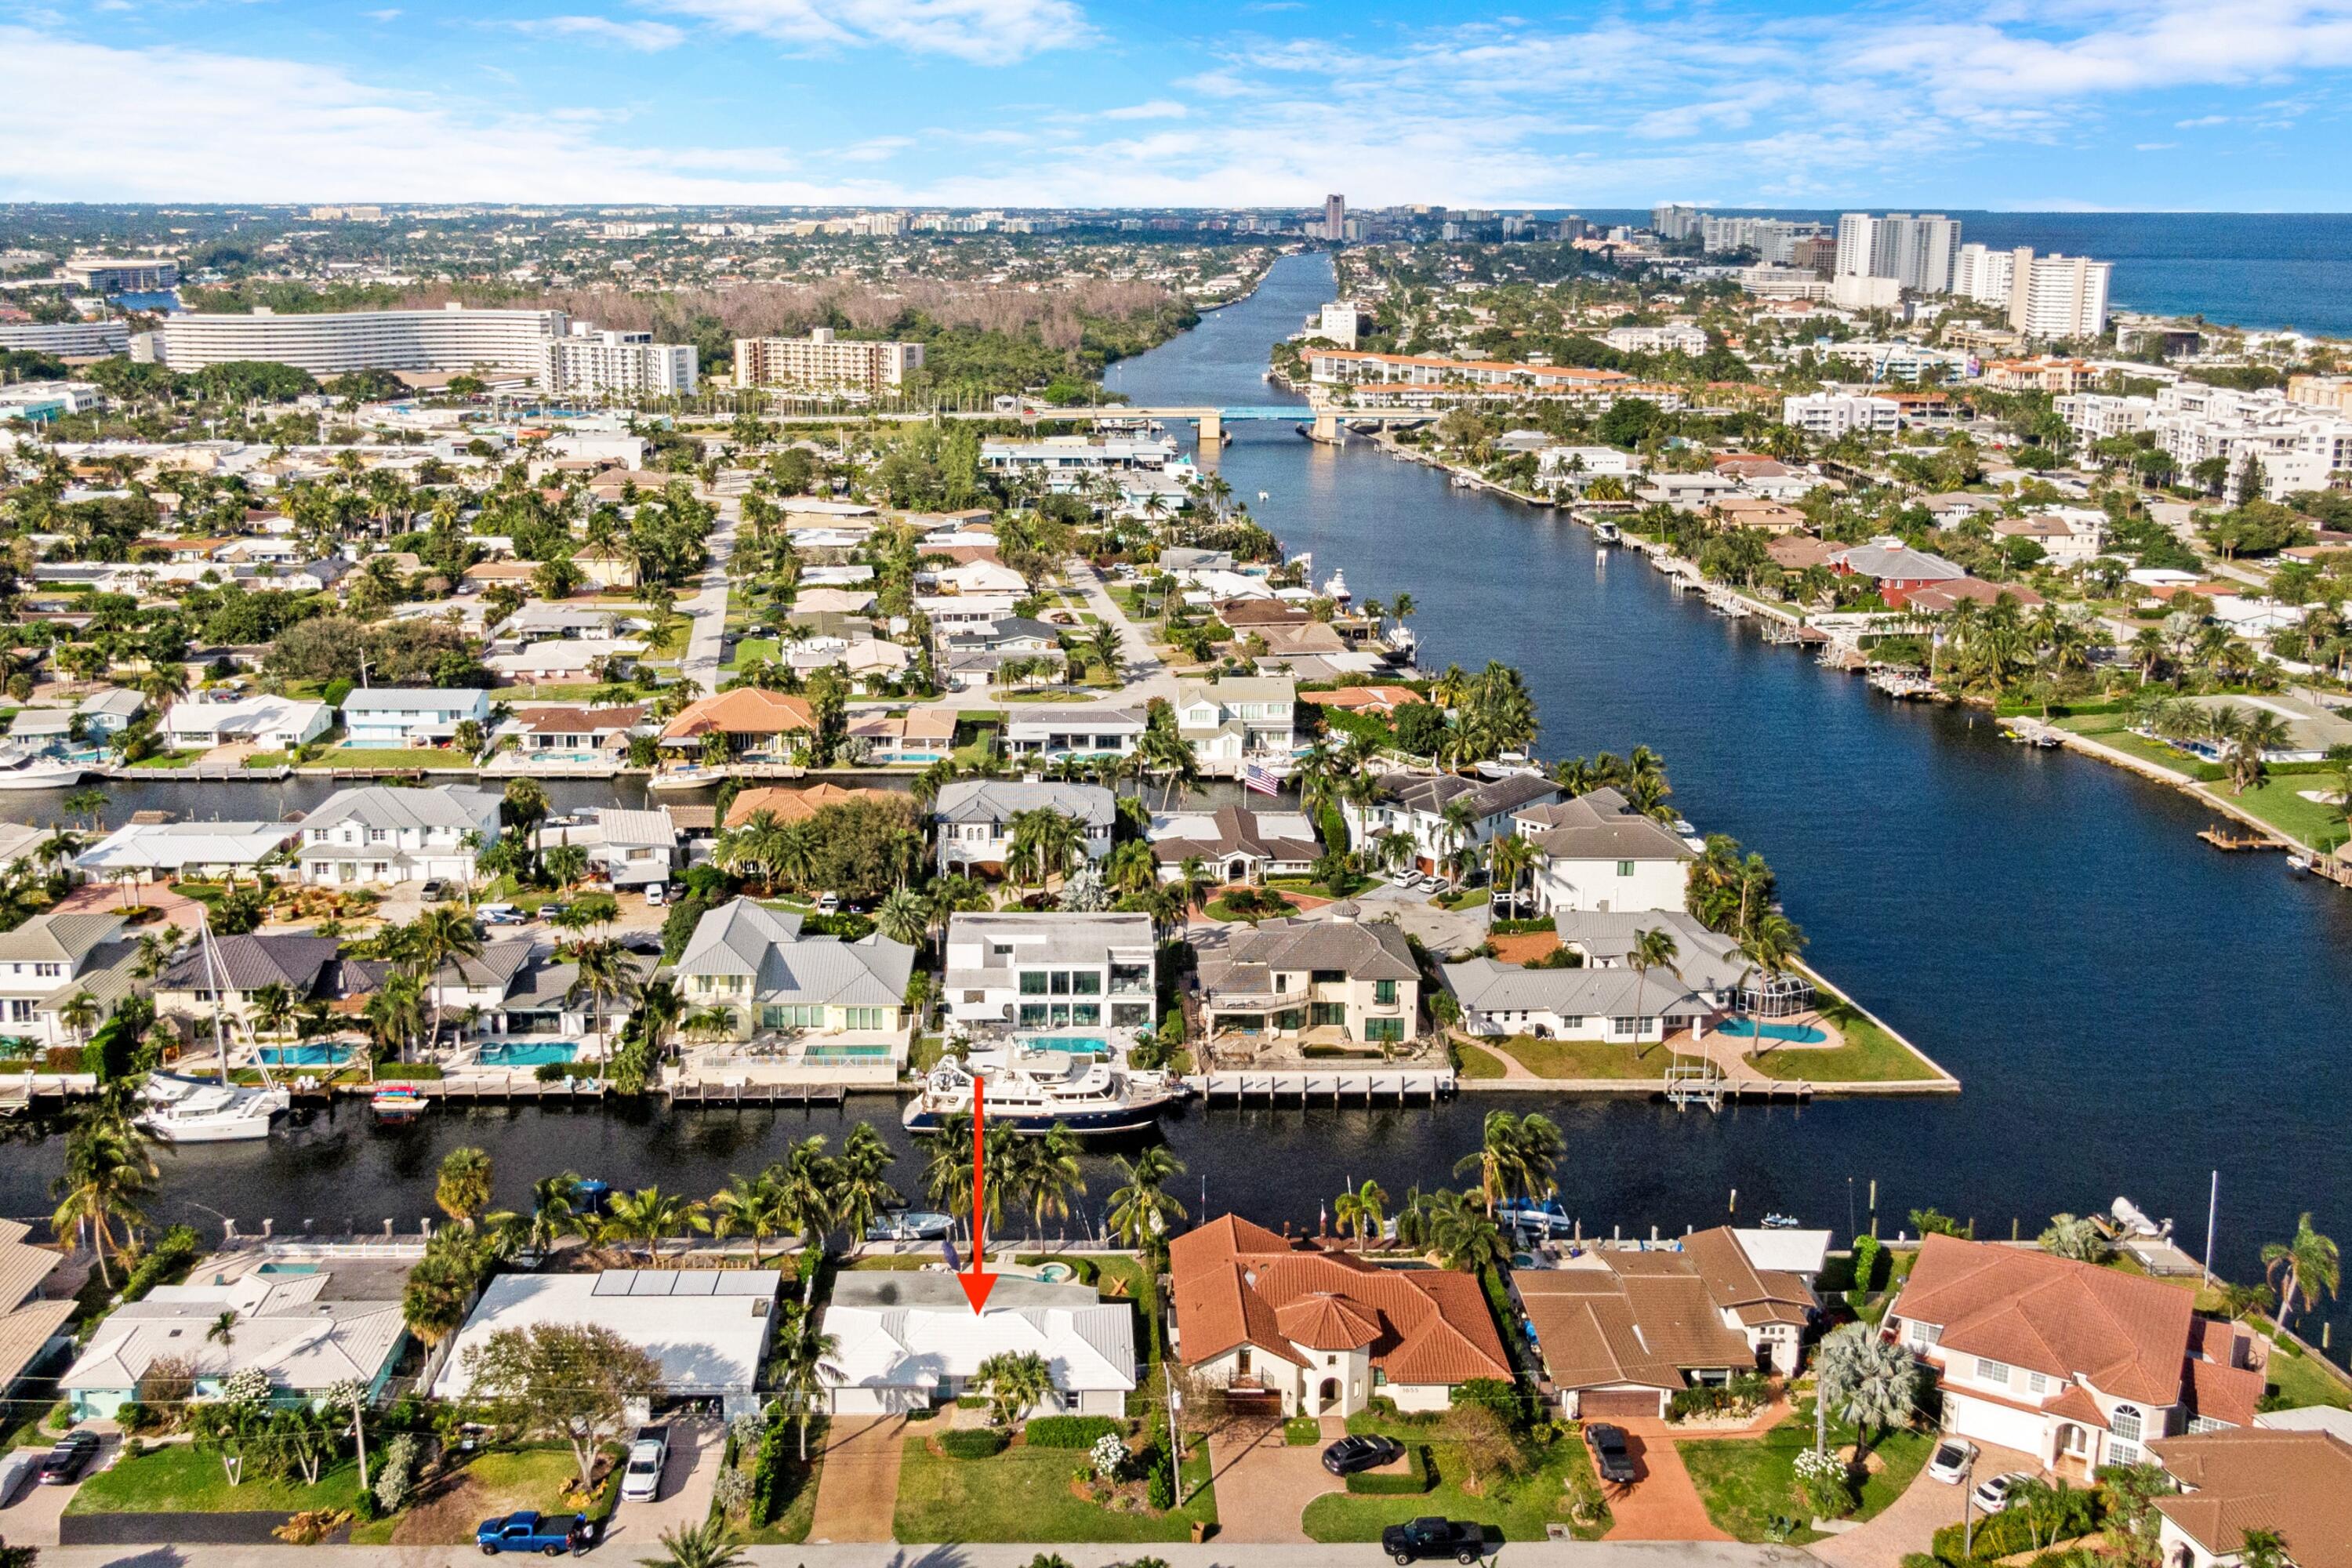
(1174, 677, 1298, 775)
(657, 688, 815, 768)
(941, 911, 1157, 1034)
(672, 898, 916, 1079)
(151, 932, 346, 1034)
(1884, 1232, 2267, 1478)
(339, 688, 492, 750)
(1170, 1214, 1512, 1419)
(1342, 768, 1563, 880)
(1194, 912, 1418, 1049)
(499, 703, 645, 760)
(1508, 786, 1697, 914)
(934, 780, 1115, 875)
(296, 785, 502, 887)
(1001, 705, 1148, 764)
(537, 808, 680, 889)
(1146, 804, 1320, 885)
(0, 912, 140, 1048)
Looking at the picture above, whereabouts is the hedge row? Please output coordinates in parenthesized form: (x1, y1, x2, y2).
(1024, 1415, 1123, 1450)
(1345, 1444, 1432, 1495)
(938, 1428, 1009, 1459)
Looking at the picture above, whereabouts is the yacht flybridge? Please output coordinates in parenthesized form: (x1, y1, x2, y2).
(901, 1046, 1181, 1135)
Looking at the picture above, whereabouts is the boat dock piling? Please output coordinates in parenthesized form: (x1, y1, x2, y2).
(667, 1079, 848, 1107)
(1187, 1069, 1457, 1105)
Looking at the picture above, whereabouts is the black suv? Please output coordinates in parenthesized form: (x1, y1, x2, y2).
(1584, 1422, 1638, 1486)
(1321, 1433, 1404, 1475)
(1381, 1516, 1486, 1564)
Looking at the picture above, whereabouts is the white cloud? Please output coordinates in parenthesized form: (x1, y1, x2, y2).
(1172, 70, 1251, 97)
(837, 135, 914, 162)
(365, 8, 401, 19)
(2176, 113, 2232, 125)
(641, 0, 1094, 63)
(1101, 99, 1187, 120)
(516, 15, 687, 49)
(2135, 140, 2179, 148)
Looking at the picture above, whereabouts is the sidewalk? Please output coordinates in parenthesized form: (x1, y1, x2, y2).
(36, 1542, 1815, 1568)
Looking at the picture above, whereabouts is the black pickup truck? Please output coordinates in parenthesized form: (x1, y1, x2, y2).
(1381, 1516, 1486, 1564)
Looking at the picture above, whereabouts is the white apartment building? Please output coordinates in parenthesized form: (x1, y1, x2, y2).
(151, 304, 568, 377)
(1782, 392, 1901, 437)
(2057, 383, 2352, 501)
(66, 257, 177, 292)
(1697, 217, 1823, 264)
(1952, 243, 2016, 307)
(1651, 204, 1703, 241)
(1738, 267, 1831, 301)
(2009, 252, 2113, 339)
(940, 910, 1157, 1033)
(731, 328, 924, 393)
(1602, 324, 1708, 355)
(541, 328, 697, 399)
(1835, 213, 1960, 294)
(0, 321, 131, 356)
(1317, 300, 1370, 347)
(2053, 392, 2155, 440)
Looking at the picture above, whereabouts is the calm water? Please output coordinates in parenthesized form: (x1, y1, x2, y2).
(5, 255, 2350, 1354)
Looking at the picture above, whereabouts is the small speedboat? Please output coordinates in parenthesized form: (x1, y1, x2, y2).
(866, 1210, 955, 1242)
(1759, 1213, 1804, 1229)
(371, 1084, 428, 1123)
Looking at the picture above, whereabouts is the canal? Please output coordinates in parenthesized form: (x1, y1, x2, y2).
(3, 254, 2347, 1348)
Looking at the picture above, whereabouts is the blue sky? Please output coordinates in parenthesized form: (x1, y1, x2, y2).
(5, 0, 2352, 208)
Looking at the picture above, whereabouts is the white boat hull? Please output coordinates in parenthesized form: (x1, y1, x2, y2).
(139, 1111, 279, 1143)
(0, 765, 89, 789)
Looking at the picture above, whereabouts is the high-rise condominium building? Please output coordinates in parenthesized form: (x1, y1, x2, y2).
(731, 327, 926, 394)
(1952, 243, 2016, 307)
(0, 320, 132, 356)
(1651, 204, 1703, 241)
(1834, 213, 1961, 293)
(66, 257, 179, 292)
(542, 328, 697, 399)
(1323, 194, 1346, 241)
(150, 303, 568, 377)
(2008, 252, 2112, 339)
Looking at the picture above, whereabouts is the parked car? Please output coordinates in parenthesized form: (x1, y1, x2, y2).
(1381, 1517, 1486, 1565)
(1926, 1439, 1978, 1485)
(1973, 1471, 2030, 1513)
(537, 902, 568, 922)
(36, 1432, 100, 1486)
(420, 880, 449, 903)
(643, 882, 667, 907)
(477, 1511, 593, 1555)
(1584, 1422, 1638, 1486)
(619, 1425, 669, 1503)
(479, 903, 527, 926)
(1321, 1433, 1404, 1475)
(816, 892, 840, 915)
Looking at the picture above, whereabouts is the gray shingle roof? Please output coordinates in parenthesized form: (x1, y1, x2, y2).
(302, 785, 502, 833)
(158, 933, 342, 996)
(1442, 956, 1713, 1018)
(1512, 787, 1694, 863)
(1377, 770, 1559, 820)
(935, 780, 1115, 829)
(1205, 916, 1418, 987)
(673, 897, 911, 1007)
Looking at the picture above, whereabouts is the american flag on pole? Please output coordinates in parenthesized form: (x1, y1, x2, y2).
(1243, 762, 1280, 797)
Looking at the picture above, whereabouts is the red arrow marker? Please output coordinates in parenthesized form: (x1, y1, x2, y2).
(956, 1076, 996, 1313)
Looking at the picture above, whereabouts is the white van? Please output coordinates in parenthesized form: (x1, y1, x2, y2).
(643, 883, 667, 908)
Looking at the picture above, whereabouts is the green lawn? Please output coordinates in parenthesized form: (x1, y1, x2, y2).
(298, 747, 466, 771)
(1457, 1041, 1509, 1080)
(67, 1443, 365, 1516)
(2052, 715, 2215, 780)
(2217, 776, 2349, 851)
(1486, 1034, 1662, 1080)
(2263, 1338, 2352, 1410)
(241, 752, 289, 768)
(731, 637, 781, 669)
(1302, 1419, 1608, 1544)
(1677, 1406, 1933, 1544)
(1744, 993, 1943, 1083)
(892, 1428, 1218, 1544)
(129, 750, 205, 769)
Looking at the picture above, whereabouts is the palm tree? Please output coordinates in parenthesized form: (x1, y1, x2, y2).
(1428, 1191, 1508, 1274)
(773, 1136, 838, 1258)
(565, 936, 641, 1061)
(49, 1109, 156, 1287)
(768, 1309, 840, 1460)
(2262, 1213, 2341, 1328)
(601, 1185, 706, 1265)
(1005, 808, 1084, 892)
(1628, 927, 1681, 1059)
(365, 970, 426, 1073)
(502, 776, 551, 866)
(411, 906, 483, 1051)
(525, 1172, 584, 1256)
(248, 982, 296, 1047)
(1813, 1320, 1920, 1455)
(830, 1122, 902, 1247)
(1483, 833, 1537, 915)
(208, 1309, 238, 1350)
(1022, 1123, 1087, 1240)
(1174, 856, 1214, 921)
(1334, 1179, 1389, 1250)
(58, 990, 103, 1059)
(640, 1519, 747, 1568)
(1452, 1109, 1563, 1214)
(707, 1167, 789, 1265)
(875, 886, 928, 947)
(435, 1146, 495, 1227)
(972, 1349, 1054, 1427)
(1106, 1146, 1188, 1251)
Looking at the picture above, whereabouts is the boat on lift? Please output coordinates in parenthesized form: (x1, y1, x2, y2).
(136, 913, 286, 1144)
(901, 1047, 1180, 1135)
(1321, 568, 1352, 608)
(1591, 520, 1622, 543)
(371, 1083, 429, 1123)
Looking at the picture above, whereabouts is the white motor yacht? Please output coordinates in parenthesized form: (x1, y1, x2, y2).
(138, 1074, 290, 1144)
(901, 1047, 1180, 1135)
(0, 753, 91, 790)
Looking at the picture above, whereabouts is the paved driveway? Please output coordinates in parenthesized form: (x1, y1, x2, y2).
(1809, 1439, 2039, 1568)
(603, 1416, 723, 1552)
(1602, 1425, 1730, 1543)
(0, 1430, 120, 1545)
(805, 1415, 906, 1544)
(1202, 1413, 1343, 1544)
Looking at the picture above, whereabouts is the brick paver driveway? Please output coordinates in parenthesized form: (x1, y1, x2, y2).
(1203, 1412, 1345, 1544)
(806, 1416, 906, 1544)
(1602, 1423, 1732, 1542)
(1809, 1439, 2040, 1568)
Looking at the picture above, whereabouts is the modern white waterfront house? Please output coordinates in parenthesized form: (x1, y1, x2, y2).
(339, 688, 492, 750)
(941, 912, 1157, 1034)
(820, 1272, 1135, 1417)
(1342, 770, 1562, 879)
(162, 695, 333, 753)
(296, 786, 502, 887)
(1508, 787, 1696, 914)
(1174, 677, 1298, 777)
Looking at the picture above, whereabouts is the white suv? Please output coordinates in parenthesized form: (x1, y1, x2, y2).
(620, 1425, 670, 1504)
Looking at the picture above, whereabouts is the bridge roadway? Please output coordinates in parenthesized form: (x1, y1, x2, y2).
(680, 402, 1431, 441)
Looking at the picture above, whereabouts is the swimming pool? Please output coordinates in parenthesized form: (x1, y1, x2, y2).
(1022, 1036, 1109, 1054)
(1718, 1019, 1828, 1045)
(256, 1044, 353, 1067)
(479, 1040, 579, 1067)
(800, 1044, 893, 1061)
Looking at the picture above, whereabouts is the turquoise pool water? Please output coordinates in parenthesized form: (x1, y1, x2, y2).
(801, 1044, 892, 1061)
(480, 1040, 579, 1067)
(256, 1044, 352, 1067)
(1024, 1036, 1109, 1054)
(1718, 1019, 1828, 1045)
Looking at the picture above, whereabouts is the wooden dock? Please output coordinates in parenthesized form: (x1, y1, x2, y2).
(2199, 825, 2288, 851)
(667, 1080, 848, 1107)
(1188, 1069, 1455, 1105)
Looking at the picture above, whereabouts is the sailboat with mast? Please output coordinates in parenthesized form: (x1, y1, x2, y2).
(136, 913, 289, 1144)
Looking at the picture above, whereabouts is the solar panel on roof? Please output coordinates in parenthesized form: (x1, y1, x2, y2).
(630, 1270, 680, 1294)
(590, 1273, 632, 1296)
(713, 1272, 783, 1296)
(670, 1273, 720, 1296)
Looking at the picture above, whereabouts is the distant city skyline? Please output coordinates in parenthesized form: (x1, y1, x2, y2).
(5, 1, 2352, 209)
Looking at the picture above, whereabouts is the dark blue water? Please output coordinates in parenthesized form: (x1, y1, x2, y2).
(1578, 209, 2352, 335)
(4, 255, 2347, 1358)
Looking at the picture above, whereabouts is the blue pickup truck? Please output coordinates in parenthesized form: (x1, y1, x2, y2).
(477, 1511, 594, 1555)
